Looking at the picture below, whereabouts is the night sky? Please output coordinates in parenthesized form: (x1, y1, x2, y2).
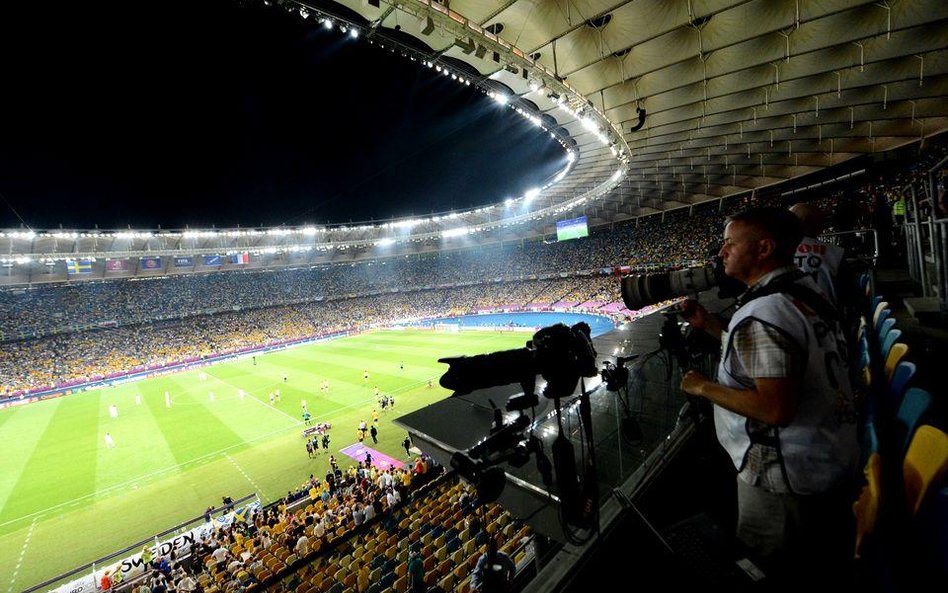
(0, 0, 565, 230)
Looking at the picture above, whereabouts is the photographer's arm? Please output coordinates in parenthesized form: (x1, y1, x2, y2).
(680, 372, 802, 426)
(680, 299, 724, 342)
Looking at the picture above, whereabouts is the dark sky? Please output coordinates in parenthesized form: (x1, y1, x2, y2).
(0, 0, 565, 230)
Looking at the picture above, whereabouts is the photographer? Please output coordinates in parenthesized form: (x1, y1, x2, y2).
(679, 208, 858, 585)
(470, 537, 516, 593)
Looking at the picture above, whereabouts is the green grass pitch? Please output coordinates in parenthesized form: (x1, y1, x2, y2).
(0, 329, 529, 591)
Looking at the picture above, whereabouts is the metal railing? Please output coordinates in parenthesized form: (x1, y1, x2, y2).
(903, 153, 948, 314)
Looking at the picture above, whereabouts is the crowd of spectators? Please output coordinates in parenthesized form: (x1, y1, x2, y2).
(0, 278, 624, 395)
(0, 207, 724, 341)
(107, 453, 450, 593)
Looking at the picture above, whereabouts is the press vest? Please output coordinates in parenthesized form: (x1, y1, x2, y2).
(715, 273, 859, 495)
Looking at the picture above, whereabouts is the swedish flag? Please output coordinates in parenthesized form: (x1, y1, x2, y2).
(65, 259, 93, 275)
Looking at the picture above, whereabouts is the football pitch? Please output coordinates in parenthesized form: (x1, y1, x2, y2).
(0, 329, 529, 591)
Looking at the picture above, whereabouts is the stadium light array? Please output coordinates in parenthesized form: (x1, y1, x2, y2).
(441, 227, 470, 238)
(1, 230, 37, 240)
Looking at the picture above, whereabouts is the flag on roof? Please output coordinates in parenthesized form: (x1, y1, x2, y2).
(65, 259, 93, 275)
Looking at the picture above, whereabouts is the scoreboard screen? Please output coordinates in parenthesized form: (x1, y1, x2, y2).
(556, 216, 589, 241)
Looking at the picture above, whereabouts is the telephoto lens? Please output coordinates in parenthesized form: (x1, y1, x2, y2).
(620, 265, 718, 310)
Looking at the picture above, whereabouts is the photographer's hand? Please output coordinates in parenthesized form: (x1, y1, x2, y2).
(680, 370, 712, 396)
(680, 299, 724, 341)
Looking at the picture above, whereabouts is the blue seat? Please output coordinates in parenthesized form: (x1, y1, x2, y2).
(881, 328, 902, 362)
(875, 308, 892, 333)
(859, 272, 871, 297)
(896, 387, 933, 456)
(886, 360, 915, 412)
(876, 317, 896, 343)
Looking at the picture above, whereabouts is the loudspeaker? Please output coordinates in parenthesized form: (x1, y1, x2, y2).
(629, 107, 647, 133)
(475, 45, 487, 59)
(421, 15, 435, 36)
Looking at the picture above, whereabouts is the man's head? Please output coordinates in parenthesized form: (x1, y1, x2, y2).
(719, 207, 803, 285)
(789, 202, 824, 237)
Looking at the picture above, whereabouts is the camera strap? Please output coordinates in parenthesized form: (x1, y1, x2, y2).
(736, 269, 841, 328)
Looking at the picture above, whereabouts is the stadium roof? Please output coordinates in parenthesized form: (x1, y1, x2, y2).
(2, 0, 947, 264)
(339, 0, 948, 220)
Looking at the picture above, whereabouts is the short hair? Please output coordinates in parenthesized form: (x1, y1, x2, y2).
(789, 202, 824, 237)
(727, 207, 803, 264)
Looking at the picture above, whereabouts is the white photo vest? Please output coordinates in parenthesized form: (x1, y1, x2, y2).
(715, 275, 858, 495)
(794, 237, 844, 305)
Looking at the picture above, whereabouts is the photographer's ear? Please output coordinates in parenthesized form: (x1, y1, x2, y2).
(756, 236, 776, 262)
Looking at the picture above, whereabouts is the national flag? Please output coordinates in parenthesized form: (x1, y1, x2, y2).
(140, 257, 162, 270)
(231, 253, 249, 265)
(65, 259, 93, 275)
(174, 256, 194, 268)
(105, 259, 130, 272)
(203, 255, 222, 267)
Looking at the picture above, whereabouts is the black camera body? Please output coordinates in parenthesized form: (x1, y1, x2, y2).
(439, 322, 599, 400)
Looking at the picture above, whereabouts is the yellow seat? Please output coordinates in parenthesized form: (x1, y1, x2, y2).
(394, 562, 407, 578)
(903, 425, 948, 516)
(884, 342, 908, 382)
(393, 575, 408, 593)
(438, 573, 455, 592)
(872, 301, 889, 328)
(344, 572, 358, 590)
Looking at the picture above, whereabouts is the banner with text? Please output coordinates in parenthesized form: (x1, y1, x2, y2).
(52, 500, 261, 593)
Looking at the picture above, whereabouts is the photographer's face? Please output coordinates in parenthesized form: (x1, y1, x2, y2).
(718, 220, 763, 285)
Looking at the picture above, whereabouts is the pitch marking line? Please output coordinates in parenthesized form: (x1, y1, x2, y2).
(225, 453, 269, 504)
(6, 517, 36, 593)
